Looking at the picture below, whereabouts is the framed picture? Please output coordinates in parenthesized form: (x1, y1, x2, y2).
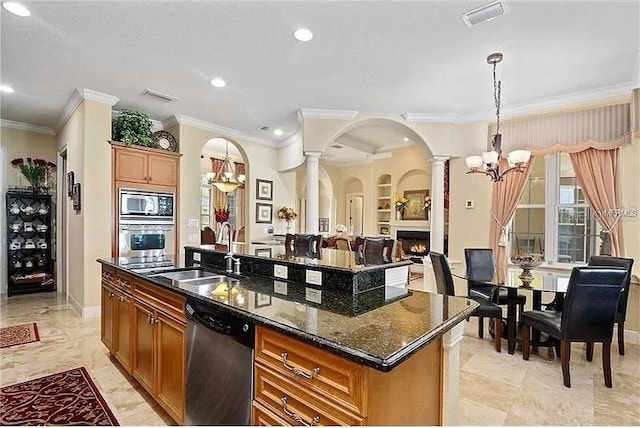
(255, 293, 272, 308)
(67, 171, 75, 197)
(380, 226, 389, 235)
(256, 203, 273, 223)
(255, 248, 272, 258)
(403, 189, 429, 220)
(256, 179, 273, 201)
(72, 183, 81, 212)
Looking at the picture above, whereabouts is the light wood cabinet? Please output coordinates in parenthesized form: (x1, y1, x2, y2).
(132, 300, 155, 393)
(112, 143, 179, 188)
(253, 326, 443, 426)
(155, 311, 186, 422)
(100, 283, 115, 351)
(100, 265, 186, 424)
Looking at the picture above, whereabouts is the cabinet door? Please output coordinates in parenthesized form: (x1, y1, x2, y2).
(115, 149, 148, 184)
(132, 300, 155, 394)
(147, 155, 178, 187)
(155, 312, 186, 424)
(114, 292, 133, 373)
(100, 282, 115, 351)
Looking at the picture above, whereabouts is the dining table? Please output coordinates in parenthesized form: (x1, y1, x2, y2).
(452, 268, 572, 354)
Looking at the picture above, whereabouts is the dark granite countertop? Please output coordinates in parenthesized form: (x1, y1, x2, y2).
(185, 245, 412, 273)
(97, 257, 478, 372)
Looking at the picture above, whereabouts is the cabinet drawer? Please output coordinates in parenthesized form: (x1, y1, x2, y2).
(102, 267, 117, 286)
(255, 326, 366, 416)
(255, 364, 364, 426)
(252, 401, 290, 426)
(133, 280, 186, 323)
(116, 273, 133, 292)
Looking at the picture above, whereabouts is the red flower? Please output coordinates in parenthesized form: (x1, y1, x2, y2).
(47, 162, 56, 168)
(26, 157, 32, 163)
(11, 158, 24, 166)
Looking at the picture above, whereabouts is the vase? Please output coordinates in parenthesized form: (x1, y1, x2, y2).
(285, 219, 292, 234)
(396, 211, 403, 221)
(425, 209, 430, 221)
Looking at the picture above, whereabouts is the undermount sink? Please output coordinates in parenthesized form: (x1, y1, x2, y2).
(149, 269, 221, 282)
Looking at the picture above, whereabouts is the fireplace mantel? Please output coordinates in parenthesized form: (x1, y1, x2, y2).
(390, 220, 430, 238)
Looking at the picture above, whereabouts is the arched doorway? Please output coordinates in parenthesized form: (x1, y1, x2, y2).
(200, 138, 249, 243)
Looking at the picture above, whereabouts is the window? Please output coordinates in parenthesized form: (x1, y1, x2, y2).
(509, 153, 601, 265)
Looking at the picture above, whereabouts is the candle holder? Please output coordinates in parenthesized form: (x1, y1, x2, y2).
(510, 254, 544, 288)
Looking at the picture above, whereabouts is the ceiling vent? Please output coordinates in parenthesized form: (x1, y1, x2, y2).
(331, 144, 344, 149)
(140, 88, 179, 103)
(462, 1, 507, 27)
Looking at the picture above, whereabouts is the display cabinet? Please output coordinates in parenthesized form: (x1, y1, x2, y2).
(6, 191, 55, 297)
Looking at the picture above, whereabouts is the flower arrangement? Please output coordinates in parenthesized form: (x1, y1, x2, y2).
(277, 206, 298, 221)
(214, 206, 230, 223)
(393, 195, 408, 212)
(424, 196, 432, 210)
(11, 157, 56, 189)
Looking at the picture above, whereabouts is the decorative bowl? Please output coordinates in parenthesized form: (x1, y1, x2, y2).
(510, 254, 544, 288)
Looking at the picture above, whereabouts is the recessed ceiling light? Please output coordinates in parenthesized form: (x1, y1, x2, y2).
(403, 137, 409, 142)
(462, 0, 507, 27)
(0, 85, 14, 93)
(273, 129, 284, 136)
(2, 2, 31, 17)
(210, 78, 226, 88)
(293, 28, 313, 42)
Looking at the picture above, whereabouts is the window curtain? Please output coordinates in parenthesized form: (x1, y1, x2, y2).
(490, 156, 536, 283)
(569, 148, 624, 256)
(211, 157, 225, 180)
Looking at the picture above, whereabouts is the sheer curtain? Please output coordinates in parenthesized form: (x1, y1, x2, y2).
(569, 148, 624, 256)
(490, 156, 536, 283)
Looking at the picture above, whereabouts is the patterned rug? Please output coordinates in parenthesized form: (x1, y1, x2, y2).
(0, 367, 119, 426)
(0, 323, 40, 348)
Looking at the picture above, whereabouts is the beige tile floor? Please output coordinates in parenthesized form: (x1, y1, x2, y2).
(1, 292, 639, 426)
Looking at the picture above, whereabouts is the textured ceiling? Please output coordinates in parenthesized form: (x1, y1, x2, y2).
(1, 1, 638, 150)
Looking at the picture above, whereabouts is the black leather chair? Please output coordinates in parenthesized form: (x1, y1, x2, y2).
(284, 233, 296, 255)
(521, 267, 627, 388)
(587, 256, 634, 355)
(294, 234, 323, 258)
(464, 248, 526, 319)
(430, 252, 502, 352)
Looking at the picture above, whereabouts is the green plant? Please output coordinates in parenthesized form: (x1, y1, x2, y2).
(11, 158, 55, 187)
(112, 109, 153, 146)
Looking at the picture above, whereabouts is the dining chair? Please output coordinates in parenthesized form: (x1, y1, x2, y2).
(430, 252, 502, 352)
(294, 234, 323, 258)
(521, 267, 627, 388)
(464, 248, 526, 325)
(335, 237, 351, 251)
(587, 256, 634, 355)
(201, 227, 216, 245)
(284, 233, 296, 255)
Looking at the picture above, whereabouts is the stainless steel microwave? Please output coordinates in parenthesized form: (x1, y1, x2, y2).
(119, 189, 174, 224)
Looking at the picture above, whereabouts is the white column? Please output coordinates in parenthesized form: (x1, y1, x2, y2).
(442, 323, 464, 426)
(429, 156, 448, 253)
(305, 152, 322, 234)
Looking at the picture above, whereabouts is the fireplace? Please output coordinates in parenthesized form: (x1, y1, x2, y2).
(396, 230, 430, 263)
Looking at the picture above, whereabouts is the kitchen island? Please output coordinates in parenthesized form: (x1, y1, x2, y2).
(97, 255, 477, 425)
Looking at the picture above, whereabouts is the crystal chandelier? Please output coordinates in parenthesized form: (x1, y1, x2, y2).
(465, 53, 531, 181)
(208, 141, 245, 193)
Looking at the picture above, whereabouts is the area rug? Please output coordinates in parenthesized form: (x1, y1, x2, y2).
(0, 367, 119, 426)
(0, 323, 40, 348)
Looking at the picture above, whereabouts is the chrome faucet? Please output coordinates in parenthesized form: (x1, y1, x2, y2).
(218, 222, 241, 275)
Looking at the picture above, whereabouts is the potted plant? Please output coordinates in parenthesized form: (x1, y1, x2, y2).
(112, 109, 153, 147)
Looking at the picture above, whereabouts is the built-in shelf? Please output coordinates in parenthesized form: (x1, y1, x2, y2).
(377, 183, 392, 188)
(378, 221, 390, 225)
(378, 196, 391, 199)
(377, 209, 391, 212)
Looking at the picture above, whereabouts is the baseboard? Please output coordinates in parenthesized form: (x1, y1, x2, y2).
(67, 295, 101, 319)
(68, 293, 83, 318)
(621, 327, 640, 345)
(82, 306, 101, 319)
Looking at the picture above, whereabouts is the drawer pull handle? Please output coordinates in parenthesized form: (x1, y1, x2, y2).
(108, 292, 114, 299)
(281, 352, 320, 379)
(281, 396, 320, 426)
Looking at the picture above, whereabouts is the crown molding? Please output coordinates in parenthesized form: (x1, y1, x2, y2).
(463, 81, 636, 123)
(78, 89, 119, 107)
(280, 131, 303, 148)
(166, 114, 278, 148)
(56, 88, 119, 132)
(1, 119, 55, 135)
(300, 108, 358, 120)
(162, 115, 179, 130)
(402, 112, 459, 123)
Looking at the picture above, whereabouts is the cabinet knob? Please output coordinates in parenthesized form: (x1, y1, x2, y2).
(108, 292, 114, 299)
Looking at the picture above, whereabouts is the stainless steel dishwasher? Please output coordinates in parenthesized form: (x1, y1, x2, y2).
(185, 299, 254, 425)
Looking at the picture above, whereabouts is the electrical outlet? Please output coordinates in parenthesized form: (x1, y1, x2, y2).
(466, 200, 474, 209)
(188, 218, 199, 227)
(193, 252, 201, 262)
